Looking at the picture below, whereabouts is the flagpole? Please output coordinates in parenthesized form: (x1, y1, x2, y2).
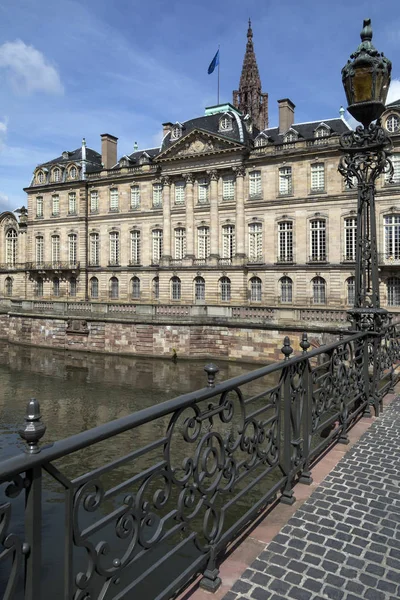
(217, 44, 220, 104)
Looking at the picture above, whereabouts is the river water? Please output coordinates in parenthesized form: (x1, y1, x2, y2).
(0, 341, 274, 599)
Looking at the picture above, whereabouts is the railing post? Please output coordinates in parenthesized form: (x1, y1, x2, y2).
(362, 336, 372, 417)
(280, 337, 296, 505)
(299, 333, 313, 485)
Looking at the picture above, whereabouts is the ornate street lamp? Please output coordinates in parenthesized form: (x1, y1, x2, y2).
(339, 18, 393, 332)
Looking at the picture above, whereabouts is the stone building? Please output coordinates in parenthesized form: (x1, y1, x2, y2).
(2, 21, 400, 315)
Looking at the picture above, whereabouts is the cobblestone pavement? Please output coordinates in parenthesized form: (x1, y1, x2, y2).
(223, 397, 400, 600)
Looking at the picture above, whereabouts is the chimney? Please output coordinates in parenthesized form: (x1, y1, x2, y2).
(278, 99, 295, 134)
(100, 133, 118, 169)
(162, 122, 173, 139)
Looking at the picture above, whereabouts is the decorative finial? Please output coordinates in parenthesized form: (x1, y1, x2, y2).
(339, 106, 345, 118)
(247, 18, 252, 38)
(281, 336, 293, 360)
(133, 141, 138, 152)
(360, 18, 372, 43)
(18, 398, 46, 454)
(82, 137, 86, 146)
(204, 363, 219, 387)
(300, 332, 310, 354)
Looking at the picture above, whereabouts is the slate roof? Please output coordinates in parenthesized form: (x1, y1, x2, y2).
(386, 98, 400, 108)
(259, 117, 351, 143)
(38, 147, 102, 174)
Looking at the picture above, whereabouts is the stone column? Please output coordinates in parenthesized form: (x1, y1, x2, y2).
(208, 170, 219, 263)
(161, 176, 171, 265)
(184, 173, 195, 260)
(234, 165, 246, 264)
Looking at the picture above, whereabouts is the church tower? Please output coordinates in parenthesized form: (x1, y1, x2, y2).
(233, 19, 268, 130)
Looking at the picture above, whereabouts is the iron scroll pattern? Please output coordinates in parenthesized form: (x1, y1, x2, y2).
(0, 477, 26, 600)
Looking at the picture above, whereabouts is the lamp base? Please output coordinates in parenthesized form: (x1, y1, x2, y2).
(347, 101, 385, 128)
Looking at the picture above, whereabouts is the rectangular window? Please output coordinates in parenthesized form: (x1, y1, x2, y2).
(344, 217, 357, 261)
(311, 163, 325, 192)
(310, 220, 326, 261)
(153, 183, 163, 208)
(278, 221, 293, 262)
(90, 233, 99, 266)
(69, 234, 77, 265)
(249, 171, 262, 198)
(109, 232, 120, 265)
(51, 236, 60, 264)
(90, 191, 99, 213)
(197, 226, 210, 260)
(198, 179, 209, 204)
(222, 225, 235, 259)
(130, 230, 141, 264)
(36, 196, 43, 218)
(384, 215, 400, 259)
(36, 237, 44, 264)
(279, 167, 292, 195)
(52, 195, 59, 216)
(68, 192, 76, 214)
(174, 228, 186, 259)
(110, 188, 119, 211)
(248, 223, 263, 261)
(152, 230, 163, 263)
(174, 181, 185, 205)
(223, 176, 235, 200)
(386, 154, 400, 184)
(130, 185, 140, 209)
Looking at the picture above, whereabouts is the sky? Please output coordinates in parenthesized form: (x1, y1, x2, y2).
(0, 0, 400, 213)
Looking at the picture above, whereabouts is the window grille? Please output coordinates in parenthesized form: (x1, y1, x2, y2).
(68, 234, 77, 265)
(249, 171, 261, 197)
(278, 221, 293, 262)
(53, 277, 60, 297)
(90, 277, 99, 299)
(248, 223, 262, 261)
(90, 233, 99, 266)
(220, 276, 231, 302)
(36, 236, 44, 264)
(387, 277, 400, 306)
(110, 277, 119, 299)
(6, 229, 17, 266)
(220, 116, 231, 130)
(313, 277, 326, 304)
(174, 228, 186, 259)
(279, 167, 292, 195)
(250, 277, 262, 302)
(5, 277, 12, 297)
(36, 196, 43, 217)
(130, 231, 141, 264)
(197, 226, 210, 259)
(280, 277, 293, 303)
(110, 188, 119, 211)
(171, 125, 181, 139)
(68, 192, 77, 214)
(222, 176, 235, 200)
(310, 219, 326, 261)
(52, 195, 59, 216)
(194, 277, 205, 301)
(344, 217, 357, 260)
(384, 215, 400, 259)
(153, 276, 159, 300)
(131, 185, 140, 209)
(171, 276, 181, 301)
(222, 225, 235, 258)
(386, 154, 400, 183)
(90, 191, 99, 213)
(198, 179, 209, 204)
(152, 229, 163, 263)
(109, 232, 119, 266)
(311, 163, 325, 191)
(131, 277, 140, 299)
(386, 115, 400, 133)
(174, 182, 185, 205)
(153, 183, 163, 208)
(347, 277, 355, 305)
(51, 235, 60, 264)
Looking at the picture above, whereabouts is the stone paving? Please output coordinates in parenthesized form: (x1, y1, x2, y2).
(222, 397, 400, 600)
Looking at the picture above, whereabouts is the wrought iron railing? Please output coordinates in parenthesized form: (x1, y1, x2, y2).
(26, 262, 80, 270)
(1, 327, 399, 599)
(378, 253, 400, 266)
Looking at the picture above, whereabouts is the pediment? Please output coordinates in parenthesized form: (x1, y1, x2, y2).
(157, 128, 244, 161)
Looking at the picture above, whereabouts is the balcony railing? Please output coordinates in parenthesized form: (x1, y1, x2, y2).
(276, 255, 294, 264)
(128, 259, 141, 266)
(308, 255, 328, 263)
(218, 257, 232, 266)
(0, 263, 28, 271)
(108, 260, 120, 267)
(378, 253, 400, 266)
(342, 254, 356, 263)
(1, 326, 398, 599)
(248, 191, 263, 201)
(27, 261, 80, 271)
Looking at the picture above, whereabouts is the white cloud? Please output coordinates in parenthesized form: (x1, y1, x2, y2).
(0, 40, 63, 95)
(387, 79, 400, 105)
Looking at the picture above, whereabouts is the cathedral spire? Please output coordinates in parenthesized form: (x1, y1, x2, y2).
(233, 19, 268, 130)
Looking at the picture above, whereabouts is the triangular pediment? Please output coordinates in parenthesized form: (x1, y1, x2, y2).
(156, 128, 245, 162)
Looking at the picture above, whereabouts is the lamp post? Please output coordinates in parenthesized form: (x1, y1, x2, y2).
(339, 18, 393, 332)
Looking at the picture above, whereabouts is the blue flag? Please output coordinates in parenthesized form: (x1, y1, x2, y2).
(208, 49, 219, 74)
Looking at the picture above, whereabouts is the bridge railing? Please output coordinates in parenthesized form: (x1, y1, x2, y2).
(0, 327, 399, 599)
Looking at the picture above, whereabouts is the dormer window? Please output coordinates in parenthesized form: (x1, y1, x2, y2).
(69, 166, 77, 179)
(255, 135, 268, 147)
(386, 114, 400, 133)
(53, 168, 61, 183)
(284, 131, 297, 143)
(219, 115, 233, 131)
(139, 153, 150, 165)
(120, 157, 129, 167)
(171, 125, 182, 140)
(315, 127, 329, 138)
(37, 171, 45, 184)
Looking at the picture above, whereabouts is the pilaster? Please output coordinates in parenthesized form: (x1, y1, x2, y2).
(234, 165, 246, 263)
(161, 176, 171, 265)
(208, 170, 219, 264)
(184, 173, 195, 259)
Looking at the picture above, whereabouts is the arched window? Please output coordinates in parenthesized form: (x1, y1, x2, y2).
(220, 276, 231, 302)
(5, 277, 12, 297)
(53, 277, 60, 297)
(347, 277, 355, 305)
(249, 277, 262, 302)
(312, 276, 326, 304)
(280, 276, 293, 303)
(387, 277, 400, 306)
(53, 168, 61, 182)
(131, 276, 140, 300)
(171, 125, 182, 139)
(69, 166, 77, 179)
(153, 276, 159, 300)
(386, 114, 400, 133)
(36, 277, 43, 298)
(90, 277, 99, 299)
(69, 277, 77, 297)
(219, 116, 232, 131)
(171, 276, 181, 301)
(110, 277, 119, 300)
(51, 235, 60, 265)
(194, 276, 205, 302)
(37, 171, 45, 184)
(6, 229, 17, 266)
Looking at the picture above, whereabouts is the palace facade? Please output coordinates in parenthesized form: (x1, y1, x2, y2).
(2, 21, 400, 313)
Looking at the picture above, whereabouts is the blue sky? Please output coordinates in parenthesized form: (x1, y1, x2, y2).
(0, 0, 400, 213)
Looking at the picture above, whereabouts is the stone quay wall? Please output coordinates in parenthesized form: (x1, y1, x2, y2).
(0, 313, 329, 363)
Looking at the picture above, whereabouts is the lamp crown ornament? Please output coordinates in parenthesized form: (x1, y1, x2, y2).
(342, 18, 392, 126)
